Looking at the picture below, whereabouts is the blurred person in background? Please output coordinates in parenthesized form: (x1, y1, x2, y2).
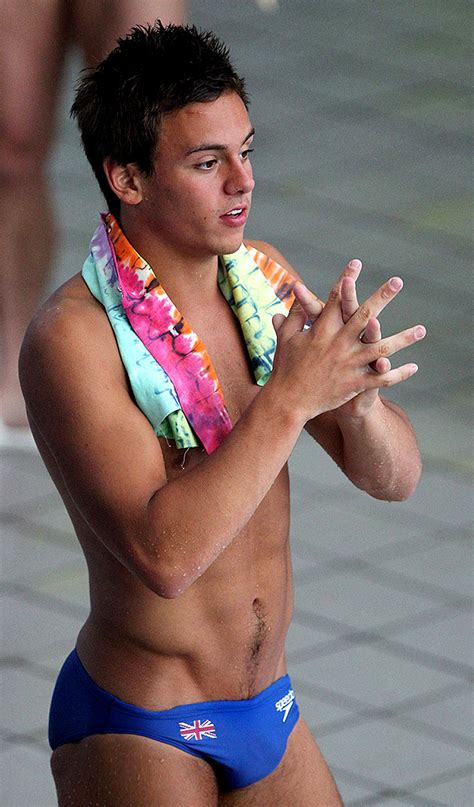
(0, 0, 185, 440)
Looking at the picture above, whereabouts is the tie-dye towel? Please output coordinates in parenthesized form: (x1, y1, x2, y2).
(82, 213, 296, 453)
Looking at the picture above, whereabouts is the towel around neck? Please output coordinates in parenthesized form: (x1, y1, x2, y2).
(82, 213, 296, 453)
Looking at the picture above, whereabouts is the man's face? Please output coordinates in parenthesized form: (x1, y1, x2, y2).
(138, 90, 255, 259)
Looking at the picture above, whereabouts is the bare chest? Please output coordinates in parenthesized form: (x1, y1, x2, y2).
(188, 299, 260, 426)
(159, 302, 262, 477)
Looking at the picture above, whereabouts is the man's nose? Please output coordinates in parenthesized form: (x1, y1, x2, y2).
(224, 159, 255, 196)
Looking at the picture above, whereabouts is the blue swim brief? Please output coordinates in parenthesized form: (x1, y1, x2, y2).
(48, 650, 300, 790)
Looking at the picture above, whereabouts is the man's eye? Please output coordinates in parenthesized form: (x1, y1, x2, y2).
(241, 148, 254, 160)
(196, 159, 217, 170)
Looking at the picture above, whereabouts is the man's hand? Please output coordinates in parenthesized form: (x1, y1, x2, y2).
(271, 261, 426, 424)
(337, 259, 389, 418)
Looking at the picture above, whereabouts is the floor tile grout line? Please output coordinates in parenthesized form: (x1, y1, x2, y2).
(357, 528, 473, 561)
(296, 498, 472, 541)
(290, 479, 472, 534)
(1, 493, 65, 520)
(313, 698, 472, 751)
(290, 532, 467, 574)
(292, 602, 471, 660)
(1, 731, 50, 754)
(3, 581, 88, 620)
(294, 675, 468, 727)
(289, 623, 473, 681)
(1, 656, 60, 683)
(294, 521, 473, 551)
(387, 713, 473, 753)
(405, 762, 474, 794)
(334, 760, 474, 805)
(289, 633, 473, 682)
(294, 554, 473, 606)
(1, 513, 80, 550)
(347, 790, 446, 807)
(292, 525, 472, 570)
(339, 558, 473, 609)
(366, 634, 473, 681)
(331, 766, 446, 807)
(2, 562, 88, 590)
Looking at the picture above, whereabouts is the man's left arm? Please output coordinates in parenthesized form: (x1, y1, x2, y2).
(247, 240, 423, 502)
(304, 397, 422, 501)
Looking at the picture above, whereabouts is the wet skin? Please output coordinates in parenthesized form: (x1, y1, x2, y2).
(28, 269, 293, 707)
(21, 90, 423, 805)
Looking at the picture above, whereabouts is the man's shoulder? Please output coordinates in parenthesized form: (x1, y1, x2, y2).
(244, 240, 302, 282)
(20, 272, 119, 409)
(23, 273, 104, 351)
(244, 239, 286, 264)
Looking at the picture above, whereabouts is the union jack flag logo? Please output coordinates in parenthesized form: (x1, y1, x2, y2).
(179, 719, 217, 741)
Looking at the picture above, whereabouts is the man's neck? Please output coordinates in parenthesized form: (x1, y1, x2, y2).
(119, 215, 221, 312)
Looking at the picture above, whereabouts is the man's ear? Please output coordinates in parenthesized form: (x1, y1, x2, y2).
(103, 159, 144, 206)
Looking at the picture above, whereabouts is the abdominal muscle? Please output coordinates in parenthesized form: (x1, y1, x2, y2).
(46, 435, 294, 712)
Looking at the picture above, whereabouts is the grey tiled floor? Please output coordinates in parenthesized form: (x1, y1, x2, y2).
(1, 1, 472, 805)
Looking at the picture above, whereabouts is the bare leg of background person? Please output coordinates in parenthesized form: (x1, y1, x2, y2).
(0, 1, 67, 429)
(0, 0, 186, 433)
(73, 0, 186, 64)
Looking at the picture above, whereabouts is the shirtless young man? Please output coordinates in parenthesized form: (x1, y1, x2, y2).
(20, 23, 424, 806)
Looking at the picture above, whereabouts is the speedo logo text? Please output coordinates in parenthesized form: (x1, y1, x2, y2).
(275, 689, 295, 722)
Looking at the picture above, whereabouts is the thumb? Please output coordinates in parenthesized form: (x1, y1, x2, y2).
(272, 313, 286, 332)
(272, 296, 306, 343)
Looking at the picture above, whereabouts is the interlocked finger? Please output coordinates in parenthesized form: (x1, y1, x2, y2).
(325, 259, 363, 318)
(337, 259, 362, 296)
(347, 276, 404, 337)
(361, 317, 390, 373)
(273, 289, 307, 342)
(361, 317, 381, 343)
(292, 282, 324, 325)
(365, 362, 419, 390)
(364, 325, 426, 364)
(341, 273, 388, 375)
(341, 276, 359, 323)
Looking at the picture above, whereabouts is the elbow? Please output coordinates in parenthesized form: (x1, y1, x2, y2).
(395, 455, 423, 501)
(135, 552, 197, 600)
(156, 573, 193, 600)
(130, 503, 196, 599)
(153, 582, 187, 600)
(369, 460, 423, 502)
(392, 470, 422, 502)
(139, 563, 193, 599)
(144, 574, 182, 599)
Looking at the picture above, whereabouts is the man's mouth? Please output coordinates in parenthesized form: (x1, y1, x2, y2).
(219, 205, 248, 227)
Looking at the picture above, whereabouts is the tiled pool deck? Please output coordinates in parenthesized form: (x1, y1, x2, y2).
(1, 2, 472, 804)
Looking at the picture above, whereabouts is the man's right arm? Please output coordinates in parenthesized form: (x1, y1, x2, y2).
(19, 297, 302, 599)
(20, 268, 422, 599)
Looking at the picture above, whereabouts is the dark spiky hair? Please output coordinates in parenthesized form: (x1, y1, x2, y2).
(71, 22, 249, 217)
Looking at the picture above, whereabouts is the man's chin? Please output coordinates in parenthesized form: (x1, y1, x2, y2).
(219, 233, 246, 256)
